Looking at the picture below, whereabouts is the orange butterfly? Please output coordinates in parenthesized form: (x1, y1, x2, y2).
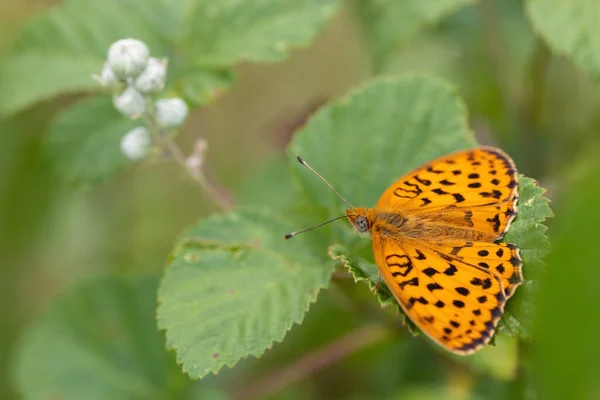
(285, 147, 522, 355)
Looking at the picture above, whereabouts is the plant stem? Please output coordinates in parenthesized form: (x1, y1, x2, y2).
(163, 137, 234, 209)
(142, 112, 233, 210)
(233, 324, 390, 400)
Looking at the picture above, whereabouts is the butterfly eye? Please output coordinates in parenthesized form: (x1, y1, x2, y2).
(355, 216, 369, 232)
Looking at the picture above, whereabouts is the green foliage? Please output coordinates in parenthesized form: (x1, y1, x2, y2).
(527, 0, 600, 79)
(289, 75, 475, 245)
(159, 75, 551, 380)
(0, 0, 340, 115)
(534, 152, 600, 400)
(298, 76, 550, 345)
(12, 276, 188, 400)
(7, 0, 592, 398)
(352, 0, 476, 71)
(157, 209, 334, 379)
(500, 176, 553, 339)
(44, 97, 137, 183)
(20, 0, 341, 184)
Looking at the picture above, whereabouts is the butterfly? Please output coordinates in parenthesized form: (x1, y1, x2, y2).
(285, 147, 522, 355)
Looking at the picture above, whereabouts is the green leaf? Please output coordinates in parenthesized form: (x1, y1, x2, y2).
(526, 0, 600, 79)
(234, 155, 297, 214)
(288, 75, 551, 341)
(289, 75, 476, 245)
(176, 68, 234, 108)
(352, 0, 476, 71)
(501, 176, 553, 339)
(328, 244, 394, 308)
(0, 0, 340, 115)
(0, 53, 109, 117)
(0, 1, 165, 116)
(183, 0, 340, 66)
(12, 275, 187, 400)
(44, 97, 138, 184)
(328, 244, 420, 336)
(157, 208, 334, 379)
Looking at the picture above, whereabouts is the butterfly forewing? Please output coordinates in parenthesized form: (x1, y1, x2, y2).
(376, 147, 519, 241)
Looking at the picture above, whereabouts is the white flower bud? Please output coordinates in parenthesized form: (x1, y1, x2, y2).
(92, 62, 122, 89)
(120, 127, 151, 161)
(113, 86, 146, 119)
(154, 98, 189, 129)
(107, 38, 150, 79)
(134, 57, 167, 93)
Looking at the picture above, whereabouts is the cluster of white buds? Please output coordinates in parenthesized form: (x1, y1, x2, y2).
(94, 38, 190, 161)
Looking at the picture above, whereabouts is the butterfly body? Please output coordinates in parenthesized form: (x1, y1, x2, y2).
(345, 147, 522, 355)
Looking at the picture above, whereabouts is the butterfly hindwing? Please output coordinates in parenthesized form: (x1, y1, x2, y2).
(432, 240, 523, 298)
(372, 234, 507, 355)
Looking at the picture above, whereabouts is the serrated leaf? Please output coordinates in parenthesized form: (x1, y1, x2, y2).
(0, 0, 340, 115)
(12, 275, 186, 400)
(501, 176, 553, 339)
(328, 244, 394, 307)
(157, 208, 334, 379)
(289, 75, 476, 246)
(288, 75, 552, 343)
(352, 0, 476, 71)
(44, 97, 138, 183)
(527, 0, 600, 79)
(328, 243, 420, 335)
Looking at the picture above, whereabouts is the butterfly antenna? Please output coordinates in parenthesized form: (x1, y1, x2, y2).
(296, 155, 355, 208)
(284, 215, 349, 239)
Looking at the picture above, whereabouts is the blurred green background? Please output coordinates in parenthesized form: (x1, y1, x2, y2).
(1, 0, 599, 399)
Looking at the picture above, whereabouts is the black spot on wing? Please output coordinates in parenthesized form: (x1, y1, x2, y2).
(420, 197, 432, 207)
(443, 264, 458, 276)
(486, 214, 501, 233)
(452, 193, 465, 203)
(439, 179, 455, 186)
(413, 175, 432, 186)
(453, 300, 465, 308)
(399, 277, 419, 290)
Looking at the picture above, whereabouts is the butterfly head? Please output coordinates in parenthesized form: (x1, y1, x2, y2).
(345, 207, 375, 233)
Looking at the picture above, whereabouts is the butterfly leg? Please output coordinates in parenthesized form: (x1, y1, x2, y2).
(372, 272, 382, 294)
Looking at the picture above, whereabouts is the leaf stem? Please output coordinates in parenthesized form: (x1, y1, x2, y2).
(142, 112, 233, 210)
(233, 324, 390, 400)
(164, 136, 234, 209)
